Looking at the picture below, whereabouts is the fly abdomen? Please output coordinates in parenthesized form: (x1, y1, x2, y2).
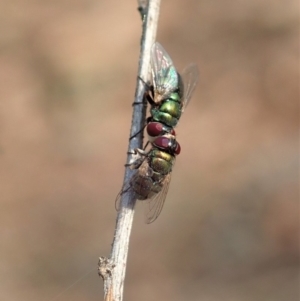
(133, 175, 155, 200)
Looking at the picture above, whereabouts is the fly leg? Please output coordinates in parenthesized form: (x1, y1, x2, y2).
(143, 140, 150, 150)
(125, 148, 149, 169)
(130, 76, 154, 139)
(133, 148, 149, 156)
(129, 77, 148, 140)
(132, 76, 151, 106)
(129, 124, 145, 140)
(134, 80, 155, 107)
(129, 116, 153, 141)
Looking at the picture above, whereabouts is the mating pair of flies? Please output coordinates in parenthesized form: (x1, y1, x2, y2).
(116, 42, 199, 224)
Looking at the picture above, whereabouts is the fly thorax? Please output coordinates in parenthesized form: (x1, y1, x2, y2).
(151, 99, 181, 128)
(149, 149, 174, 175)
(160, 99, 181, 117)
(150, 157, 173, 175)
(151, 149, 174, 162)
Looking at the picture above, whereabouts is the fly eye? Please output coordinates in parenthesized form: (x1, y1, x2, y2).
(174, 141, 181, 155)
(153, 136, 170, 150)
(147, 122, 164, 137)
(153, 137, 181, 155)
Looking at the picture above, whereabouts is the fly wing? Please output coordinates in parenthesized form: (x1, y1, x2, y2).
(151, 42, 179, 101)
(144, 172, 172, 224)
(115, 157, 151, 211)
(180, 64, 199, 113)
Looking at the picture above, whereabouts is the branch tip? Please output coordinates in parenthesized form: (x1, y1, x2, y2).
(98, 257, 115, 281)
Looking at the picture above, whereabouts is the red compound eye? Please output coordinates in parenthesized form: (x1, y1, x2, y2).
(147, 122, 176, 137)
(153, 137, 181, 155)
(147, 122, 164, 137)
(153, 136, 170, 150)
(174, 141, 181, 155)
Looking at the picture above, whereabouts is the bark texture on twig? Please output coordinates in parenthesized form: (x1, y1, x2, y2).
(101, 1, 161, 301)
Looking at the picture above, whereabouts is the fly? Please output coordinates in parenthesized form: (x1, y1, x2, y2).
(116, 42, 198, 223)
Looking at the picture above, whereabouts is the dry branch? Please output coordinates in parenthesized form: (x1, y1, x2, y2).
(99, 1, 161, 300)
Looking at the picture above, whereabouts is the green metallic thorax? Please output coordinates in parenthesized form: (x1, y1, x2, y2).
(148, 149, 175, 177)
(151, 91, 182, 127)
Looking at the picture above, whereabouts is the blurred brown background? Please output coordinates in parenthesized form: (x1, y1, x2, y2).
(0, 0, 299, 300)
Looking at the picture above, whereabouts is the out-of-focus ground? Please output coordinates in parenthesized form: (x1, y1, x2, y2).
(0, 0, 299, 300)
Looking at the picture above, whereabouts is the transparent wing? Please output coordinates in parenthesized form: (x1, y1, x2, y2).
(130, 159, 154, 198)
(115, 157, 151, 211)
(151, 42, 179, 101)
(180, 64, 199, 113)
(144, 172, 172, 224)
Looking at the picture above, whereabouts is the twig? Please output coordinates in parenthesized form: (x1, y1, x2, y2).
(99, 1, 161, 301)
